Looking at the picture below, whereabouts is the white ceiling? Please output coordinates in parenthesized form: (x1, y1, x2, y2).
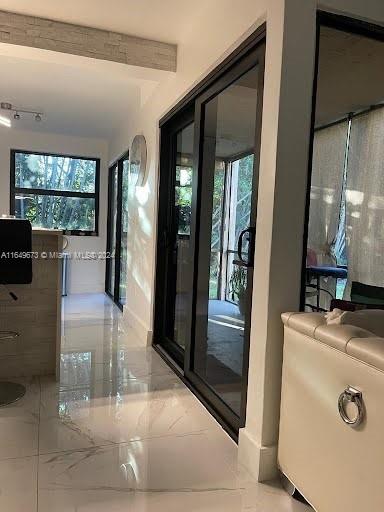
(0, 48, 158, 139)
(0, 14, 177, 140)
(0, 1, 207, 140)
(0, 0, 204, 44)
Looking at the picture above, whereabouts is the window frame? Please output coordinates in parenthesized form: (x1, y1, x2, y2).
(10, 149, 100, 236)
(105, 150, 129, 310)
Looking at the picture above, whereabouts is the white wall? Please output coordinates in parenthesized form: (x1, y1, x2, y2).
(109, 0, 384, 481)
(0, 127, 109, 294)
(240, 0, 384, 481)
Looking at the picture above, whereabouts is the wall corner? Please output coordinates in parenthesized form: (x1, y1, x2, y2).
(238, 427, 279, 482)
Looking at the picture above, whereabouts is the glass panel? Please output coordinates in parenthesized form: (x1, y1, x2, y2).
(303, 26, 384, 311)
(168, 122, 194, 350)
(108, 166, 118, 296)
(14, 193, 96, 231)
(232, 155, 254, 242)
(119, 158, 129, 305)
(194, 65, 259, 417)
(209, 161, 225, 299)
(14, 152, 97, 193)
(225, 155, 254, 302)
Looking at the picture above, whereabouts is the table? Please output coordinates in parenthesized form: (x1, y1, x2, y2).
(306, 265, 348, 311)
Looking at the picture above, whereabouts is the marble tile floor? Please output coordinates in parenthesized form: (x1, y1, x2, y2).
(0, 293, 311, 512)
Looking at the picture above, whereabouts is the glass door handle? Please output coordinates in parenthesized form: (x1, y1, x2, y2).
(233, 227, 255, 268)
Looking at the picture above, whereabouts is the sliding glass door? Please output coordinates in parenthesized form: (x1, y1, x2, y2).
(119, 158, 129, 305)
(155, 107, 195, 365)
(106, 163, 118, 298)
(188, 52, 263, 429)
(155, 39, 265, 434)
(106, 152, 129, 309)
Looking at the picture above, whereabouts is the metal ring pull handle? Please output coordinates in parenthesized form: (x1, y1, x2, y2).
(338, 386, 364, 427)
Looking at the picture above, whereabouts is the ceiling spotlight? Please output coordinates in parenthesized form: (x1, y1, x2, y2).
(35, 113, 42, 122)
(14, 112, 20, 120)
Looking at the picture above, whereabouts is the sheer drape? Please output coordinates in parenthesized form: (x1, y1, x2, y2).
(345, 108, 384, 295)
(308, 122, 348, 261)
(307, 122, 348, 308)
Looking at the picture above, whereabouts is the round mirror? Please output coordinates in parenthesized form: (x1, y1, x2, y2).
(130, 134, 147, 186)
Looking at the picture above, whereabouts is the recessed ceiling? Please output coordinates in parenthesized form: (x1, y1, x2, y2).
(0, 0, 207, 45)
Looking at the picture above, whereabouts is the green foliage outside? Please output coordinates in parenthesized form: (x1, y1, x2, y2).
(233, 155, 254, 241)
(175, 166, 193, 235)
(211, 155, 254, 300)
(14, 152, 97, 231)
(174, 155, 254, 301)
(118, 159, 130, 303)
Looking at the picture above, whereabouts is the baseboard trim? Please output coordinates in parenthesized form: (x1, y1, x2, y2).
(238, 427, 278, 482)
(122, 305, 152, 346)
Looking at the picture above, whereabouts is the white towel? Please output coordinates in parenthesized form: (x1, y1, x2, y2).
(325, 308, 347, 325)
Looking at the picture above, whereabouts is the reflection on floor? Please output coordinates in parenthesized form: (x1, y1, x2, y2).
(0, 293, 310, 511)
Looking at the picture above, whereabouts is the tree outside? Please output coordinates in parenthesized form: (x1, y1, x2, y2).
(14, 152, 97, 231)
(175, 154, 254, 301)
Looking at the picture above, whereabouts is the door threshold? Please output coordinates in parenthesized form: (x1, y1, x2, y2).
(153, 343, 239, 443)
(154, 344, 184, 376)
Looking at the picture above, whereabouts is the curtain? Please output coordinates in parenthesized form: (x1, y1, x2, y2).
(307, 122, 348, 308)
(345, 108, 384, 296)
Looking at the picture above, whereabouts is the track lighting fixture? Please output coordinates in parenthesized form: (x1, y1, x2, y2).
(1, 102, 44, 122)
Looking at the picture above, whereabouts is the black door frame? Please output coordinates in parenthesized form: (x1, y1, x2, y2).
(154, 104, 195, 366)
(154, 24, 266, 439)
(105, 151, 129, 310)
(186, 42, 265, 434)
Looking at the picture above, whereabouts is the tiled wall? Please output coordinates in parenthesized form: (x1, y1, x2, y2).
(0, 10, 177, 71)
(0, 233, 62, 378)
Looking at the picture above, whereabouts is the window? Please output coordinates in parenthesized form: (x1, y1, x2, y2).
(175, 162, 193, 236)
(10, 150, 100, 235)
(303, 19, 384, 312)
(105, 152, 129, 309)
